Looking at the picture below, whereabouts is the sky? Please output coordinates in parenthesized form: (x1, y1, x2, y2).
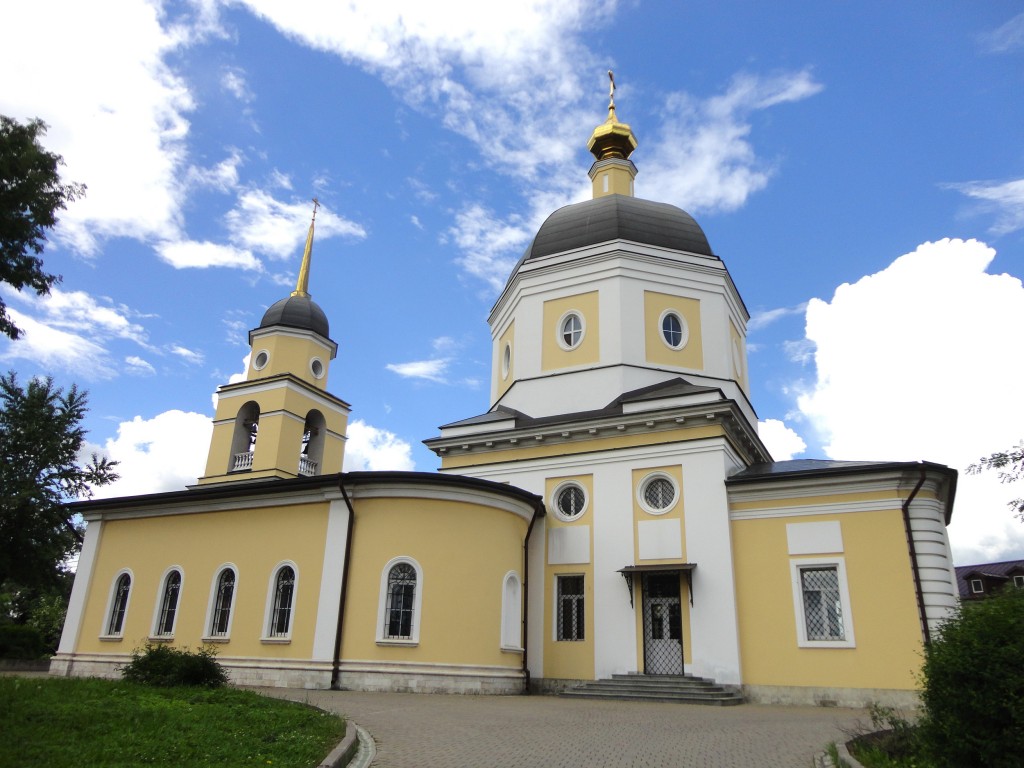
(2, 1, 1023, 566)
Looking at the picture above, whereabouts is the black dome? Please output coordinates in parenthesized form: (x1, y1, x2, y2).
(524, 194, 713, 262)
(258, 295, 330, 338)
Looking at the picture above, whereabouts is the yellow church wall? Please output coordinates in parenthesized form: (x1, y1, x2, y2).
(439, 424, 724, 470)
(76, 502, 331, 660)
(493, 321, 515, 400)
(541, 475, 595, 680)
(732, 508, 923, 690)
(643, 291, 704, 371)
(249, 333, 334, 390)
(339, 496, 528, 670)
(631, 465, 686, 564)
(541, 292, 600, 371)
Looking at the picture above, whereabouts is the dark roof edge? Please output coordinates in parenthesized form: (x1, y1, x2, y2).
(71, 470, 544, 515)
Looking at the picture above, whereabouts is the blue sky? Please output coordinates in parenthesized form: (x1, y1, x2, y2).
(2, 1, 1023, 564)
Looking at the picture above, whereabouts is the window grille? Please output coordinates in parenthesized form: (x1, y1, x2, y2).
(384, 563, 417, 639)
(643, 477, 675, 510)
(210, 570, 235, 637)
(107, 573, 131, 635)
(270, 566, 295, 637)
(557, 575, 585, 641)
(156, 571, 181, 636)
(561, 314, 582, 347)
(662, 313, 683, 347)
(556, 485, 586, 519)
(801, 567, 845, 640)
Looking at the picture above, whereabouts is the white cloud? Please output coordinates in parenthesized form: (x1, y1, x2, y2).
(0, 286, 154, 379)
(758, 419, 807, 461)
(792, 238, 1024, 561)
(224, 189, 367, 260)
(386, 358, 449, 383)
(643, 71, 823, 214)
(748, 302, 808, 332)
(979, 12, 1024, 53)
(187, 150, 244, 192)
(125, 355, 156, 376)
(948, 178, 1024, 235)
(0, 308, 117, 379)
(410, 215, 424, 230)
(447, 204, 535, 291)
(343, 419, 415, 471)
(89, 410, 213, 498)
(170, 345, 204, 365)
(155, 240, 262, 270)
(221, 67, 253, 101)
(0, 0, 197, 256)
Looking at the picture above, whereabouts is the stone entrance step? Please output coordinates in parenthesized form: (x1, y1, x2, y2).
(560, 673, 743, 706)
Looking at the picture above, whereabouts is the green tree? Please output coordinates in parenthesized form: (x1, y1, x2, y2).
(0, 372, 117, 589)
(0, 115, 84, 340)
(966, 441, 1024, 520)
(919, 587, 1024, 767)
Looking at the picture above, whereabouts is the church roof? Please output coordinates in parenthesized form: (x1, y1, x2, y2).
(257, 294, 330, 338)
(523, 194, 714, 262)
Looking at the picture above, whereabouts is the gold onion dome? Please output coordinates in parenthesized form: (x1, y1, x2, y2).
(587, 70, 638, 160)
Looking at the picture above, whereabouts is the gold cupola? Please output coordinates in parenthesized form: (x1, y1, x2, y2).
(588, 71, 639, 198)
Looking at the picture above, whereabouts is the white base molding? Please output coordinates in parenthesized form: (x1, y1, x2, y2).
(742, 683, 921, 709)
(334, 659, 525, 694)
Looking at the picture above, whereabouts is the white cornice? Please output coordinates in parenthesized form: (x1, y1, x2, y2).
(215, 376, 351, 413)
(347, 482, 536, 522)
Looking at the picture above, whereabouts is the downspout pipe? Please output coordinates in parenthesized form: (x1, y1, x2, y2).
(331, 475, 356, 690)
(521, 503, 541, 694)
(902, 468, 931, 645)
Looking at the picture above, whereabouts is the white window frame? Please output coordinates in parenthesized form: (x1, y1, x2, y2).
(253, 349, 270, 371)
(101, 569, 134, 639)
(551, 480, 589, 522)
(203, 564, 238, 642)
(636, 472, 679, 515)
(658, 309, 689, 350)
(790, 558, 856, 648)
(500, 571, 523, 651)
(556, 310, 586, 351)
(376, 556, 424, 646)
(970, 578, 984, 594)
(309, 356, 325, 379)
(554, 573, 586, 642)
(150, 566, 184, 640)
(1014, 575, 1024, 589)
(501, 342, 512, 380)
(261, 561, 298, 643)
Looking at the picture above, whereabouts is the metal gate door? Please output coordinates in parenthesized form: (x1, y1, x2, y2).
(642, 572, 683, 675)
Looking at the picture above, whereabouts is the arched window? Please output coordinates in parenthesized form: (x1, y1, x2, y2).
(106, 572, 132, 636)
(560, 312, 584, 349)
(154, 569, 182, 637)
(501, 572, 523, 651)
(385, 563, 416, 639)
(298, 410, 326, 476)
(208, 568, 236, 638)
(230, 401, 260, 472)
(267, 565, 296, 639)
(376, 557, 423, 644)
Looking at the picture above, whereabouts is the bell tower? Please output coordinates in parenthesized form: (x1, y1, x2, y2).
(197, 200, 350, 485)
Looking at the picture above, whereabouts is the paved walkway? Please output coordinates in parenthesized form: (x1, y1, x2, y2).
(258, 688, 866, 768)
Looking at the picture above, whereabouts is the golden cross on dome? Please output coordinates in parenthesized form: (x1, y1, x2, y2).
(608, 70, 616, 109)
(311, 196, 320, 222)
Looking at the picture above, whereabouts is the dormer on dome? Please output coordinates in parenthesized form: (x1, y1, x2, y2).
(197, 199, 350, 486)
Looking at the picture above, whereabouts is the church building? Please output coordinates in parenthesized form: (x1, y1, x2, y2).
(51, 83, 960, 706)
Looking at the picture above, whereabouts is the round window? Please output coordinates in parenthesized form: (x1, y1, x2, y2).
(253, 350, 270, 370)
(310, 358, 325, 379)
(638, 474, 678, 514)
(553, 482, 587, 521)
(502, 342, 511, 380)
(558, 312, 584, 350)
(659, 310, 689, 350)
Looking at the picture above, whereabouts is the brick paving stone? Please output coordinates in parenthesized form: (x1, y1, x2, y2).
(257, 688, 867, 768)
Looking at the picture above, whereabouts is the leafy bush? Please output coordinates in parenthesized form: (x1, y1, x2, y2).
(847, 704, 926, 767)
(120, 644, 229, 688)
(0, 623, 47, 659)
(919, 587, 1024, 768)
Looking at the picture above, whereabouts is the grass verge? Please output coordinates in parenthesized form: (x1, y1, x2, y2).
(0, 676, 346, 767)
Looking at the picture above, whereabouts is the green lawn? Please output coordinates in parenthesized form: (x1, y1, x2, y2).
(0, 676, 346, 767)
